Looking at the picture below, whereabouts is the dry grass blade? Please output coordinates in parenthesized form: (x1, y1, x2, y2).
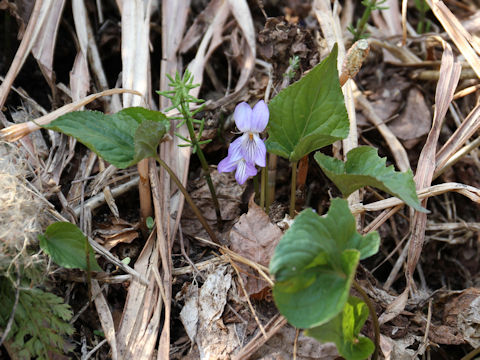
(91, 280, 118, 360)
(155, 3, 192, 359)
(185, 0, 256, 107)
(227, 0, 256, 92)
(31, 0, 66, 87)
(159, 0, 191, 242)
(186, 1, 230, 97)
(436, 102, 480, 171)
(116, 232, 160, 359)
(401, 0, 408, 45)
(232, 315, 288, 360)
(114, 2, 160, 359)
(313, 0, 359, 207)
(427, 0, 480, 78)
(384, 0, 403, 36)
(350, 182, 480, 215)
(71, 0, 91, 102)
(120, 0, 153, 236)
(0, 88, 141, 141)
(407, 40, 461, 282)
(149, 159, 172, 360)
(0, 0, 50, 108)
(70, 52, 90, 102)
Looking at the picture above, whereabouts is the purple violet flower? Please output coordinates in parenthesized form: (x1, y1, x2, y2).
(218, 100, 269, 184)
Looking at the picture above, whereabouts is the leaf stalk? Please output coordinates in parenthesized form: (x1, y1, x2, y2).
(154, 155, 219, 244)
(290, 161, 298, 218)
(353, 281, 379, 360)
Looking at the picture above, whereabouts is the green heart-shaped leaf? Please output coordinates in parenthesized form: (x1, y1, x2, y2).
(314, 146, 427, 212)
(44, 107, 169, 169)
(266, 44, 349, 161)
(305, 296, 375, 360)
(39, 222, 102, 271)
(269, 199, 379, 328)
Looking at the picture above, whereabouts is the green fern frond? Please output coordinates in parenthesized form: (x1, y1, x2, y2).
(0, 277, 74, 360)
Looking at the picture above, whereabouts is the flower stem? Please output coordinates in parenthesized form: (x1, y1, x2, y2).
(353, 281, 379, 360)
(290, 161, 297, 218)
(181, 102, 223, 230)
(253, 172, 260, 203)
(154, 155, 219, 245)
(260, 165, 266, 211)
(266, 154, 277, 214)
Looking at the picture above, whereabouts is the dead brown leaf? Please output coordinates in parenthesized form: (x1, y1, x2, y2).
(178, 266, 239, 360)
(429, 324, 464, 345)
(443, 288, 480, 347)
(229, 196, 283, 297)
(181, 170, 244, 241)
(389, 88, 431, 148)
(94, 218, 140, 251)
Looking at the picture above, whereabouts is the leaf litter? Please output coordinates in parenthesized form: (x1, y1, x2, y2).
(2, 1, 480, 359)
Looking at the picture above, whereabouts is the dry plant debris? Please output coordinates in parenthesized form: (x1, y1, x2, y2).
(1, 1, 480, 359)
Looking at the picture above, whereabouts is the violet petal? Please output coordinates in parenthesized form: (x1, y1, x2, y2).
(252, 134, 266, 167)
(251, 100, 269, 132)
(235, 159, 257, 185)
(234, 102, 252, 132)
(218, 155, 237, 173)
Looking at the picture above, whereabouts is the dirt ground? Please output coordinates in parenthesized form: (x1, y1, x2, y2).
(1, 0, 480, 359)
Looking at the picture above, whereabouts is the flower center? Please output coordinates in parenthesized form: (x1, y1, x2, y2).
(248, 132, 254, 141)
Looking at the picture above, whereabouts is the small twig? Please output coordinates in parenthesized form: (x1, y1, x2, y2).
(414, 299, 432, 358)
(73, 176, 139, 216)
(179, 223, 204, 280)
(172, 255, 229, 276)
(70, 283, 108, 325)
(232, 314, 287, 360)
(462, 346, 480, 360)
(230, 260, 267, 338)
(193, 236, 273, 286)
(82, 338, 108, 360)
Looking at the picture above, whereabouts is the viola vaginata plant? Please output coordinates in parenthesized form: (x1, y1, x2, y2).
(36, 43, 426, 360)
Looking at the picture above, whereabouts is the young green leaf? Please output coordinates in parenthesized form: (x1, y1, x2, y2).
(314, 146, 427, 212)
(269, 199, 379, 328)
(272, 248, 359, 329)
(266, 44, 349, 162)
(305, 296, 375, 360)
(44, 107, 169, 169)
(134, 120, 169, 162)
(39, 222, 102, 271)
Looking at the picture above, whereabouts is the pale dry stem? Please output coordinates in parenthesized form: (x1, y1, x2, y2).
(0, 88, 142, 142)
